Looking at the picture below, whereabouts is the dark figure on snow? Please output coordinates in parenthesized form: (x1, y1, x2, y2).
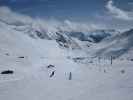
(69, 72, 72, 80)
(1, 70, 14, 74)
(50, 71, 55, 78)
(47, 64, 55, 68)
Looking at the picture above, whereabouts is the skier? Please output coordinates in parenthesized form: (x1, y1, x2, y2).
(50, 71, 55, 78)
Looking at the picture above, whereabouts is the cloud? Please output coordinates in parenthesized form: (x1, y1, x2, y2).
(0, 6, 33, 25)
(128, 2, 133, 5)
(0, 5, 132, 32)
(106, 0, 133, 20)
(33, 19, 106, 34)
(0, 6, 106, 33)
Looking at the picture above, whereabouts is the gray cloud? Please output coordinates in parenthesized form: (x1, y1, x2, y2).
(0, 6, 106, 33)
(106, 0, 133, 21)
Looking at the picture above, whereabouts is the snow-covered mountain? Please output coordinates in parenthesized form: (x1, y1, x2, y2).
(1, 12, 131, 59)
(1, 6, 133, 59)
(91, 29, 133, 58)
(1, 8, 133, 60)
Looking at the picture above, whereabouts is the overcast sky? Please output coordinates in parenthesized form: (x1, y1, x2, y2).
(0, 0, 133, 30)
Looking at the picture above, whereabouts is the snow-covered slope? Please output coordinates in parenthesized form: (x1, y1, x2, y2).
(0, 19, 78, 74)
(1, 20, 133, 100)
(5, 19, 119, 59)
(91, 29, 133, 58)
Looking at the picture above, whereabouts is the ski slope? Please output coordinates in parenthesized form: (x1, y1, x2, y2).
(0, 8, 133, 100)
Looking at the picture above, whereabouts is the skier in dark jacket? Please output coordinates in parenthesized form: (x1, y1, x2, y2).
(50, 71, 55, 77)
